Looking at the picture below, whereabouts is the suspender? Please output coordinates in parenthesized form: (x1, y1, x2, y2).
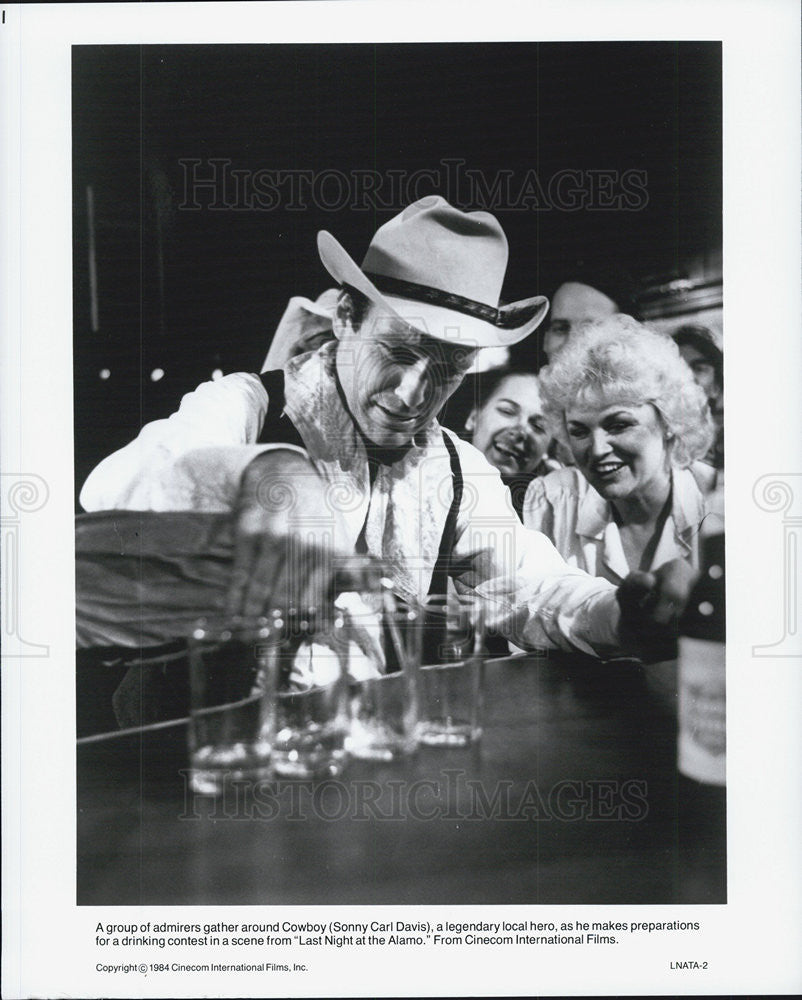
(254, 369, 463, 591)
(427, 432, 463, 594)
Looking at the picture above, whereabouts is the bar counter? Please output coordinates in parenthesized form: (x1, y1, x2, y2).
(77, 652, 726, 906)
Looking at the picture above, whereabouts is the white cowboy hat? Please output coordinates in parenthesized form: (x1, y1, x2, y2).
(261, 287, 339, 371)
(317, 196, 548, 348)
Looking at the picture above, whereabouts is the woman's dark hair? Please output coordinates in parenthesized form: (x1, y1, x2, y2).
(439, 364, 540, 438)
(472, 365, 540, 409)
(672, 323, 723, 381)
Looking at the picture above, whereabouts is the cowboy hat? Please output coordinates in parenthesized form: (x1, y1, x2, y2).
(317, 196, 548, 348)
(261, 288, 339, 371)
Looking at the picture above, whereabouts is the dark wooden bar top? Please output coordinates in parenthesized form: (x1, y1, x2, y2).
(77, 653, 726, 906)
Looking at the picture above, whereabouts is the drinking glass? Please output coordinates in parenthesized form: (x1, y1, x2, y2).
(345, 593, 422, 761)
(187, 616, 278, 795)
(268, 608, 351, 779)
(416, 593, 486, 746)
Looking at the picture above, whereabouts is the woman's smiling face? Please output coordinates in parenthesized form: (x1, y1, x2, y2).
(564, 391, 670, 502)
(467, 373, 549, 475)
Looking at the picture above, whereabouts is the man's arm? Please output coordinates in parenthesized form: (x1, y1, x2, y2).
(450, 437, 691, 658)
(79, 372, 363, 618)
(79, 373, 302, 512)
(227, 448, 354, 616)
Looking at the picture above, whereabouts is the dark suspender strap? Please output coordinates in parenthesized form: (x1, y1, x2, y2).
(416, 431, 464, 666)
(428, 431, 463, 595)
(256, 370, 306, 449)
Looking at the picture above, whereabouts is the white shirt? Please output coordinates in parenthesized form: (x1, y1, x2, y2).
(522, 466, 707, 584)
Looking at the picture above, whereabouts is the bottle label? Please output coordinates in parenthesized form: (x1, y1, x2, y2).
(678, 636, 726, 785)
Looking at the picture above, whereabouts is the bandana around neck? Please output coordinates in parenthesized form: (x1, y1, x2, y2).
(282, 343, 455, 602)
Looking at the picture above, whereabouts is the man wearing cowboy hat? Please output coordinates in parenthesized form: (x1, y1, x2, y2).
(80, 197, 689, 658)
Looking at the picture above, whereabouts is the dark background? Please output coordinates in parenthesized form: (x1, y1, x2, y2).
(72, 42, 721, 506)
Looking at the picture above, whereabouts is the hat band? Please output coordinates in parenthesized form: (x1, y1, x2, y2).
(364, 272, 514, 329)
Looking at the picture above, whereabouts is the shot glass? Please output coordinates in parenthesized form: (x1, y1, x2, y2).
(345, 595, 422, 761)
(417, 593, 486, 746)
(187, 617, 278, 795)
(268, 608, 351, 779)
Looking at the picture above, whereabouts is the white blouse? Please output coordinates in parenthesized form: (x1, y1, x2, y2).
(522, 466, 708, 585)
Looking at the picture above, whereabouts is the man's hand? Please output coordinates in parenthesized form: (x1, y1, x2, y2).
(617, 559, 698, 662)
(226, 450, 353, 618)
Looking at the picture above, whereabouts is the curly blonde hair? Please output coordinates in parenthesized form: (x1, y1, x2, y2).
(538, 314, 714, 468)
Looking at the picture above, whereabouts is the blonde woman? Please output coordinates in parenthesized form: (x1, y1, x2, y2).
(523, 315, 715, 582)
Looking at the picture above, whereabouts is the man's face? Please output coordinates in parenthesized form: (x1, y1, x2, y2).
(335, 302, 478, 448)
(542, 282, 618, 362)
(678, 343, 721, 405)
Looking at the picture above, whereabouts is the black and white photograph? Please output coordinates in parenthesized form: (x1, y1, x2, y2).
(3, 2, 801, 998)
(73, 39, 726, 908)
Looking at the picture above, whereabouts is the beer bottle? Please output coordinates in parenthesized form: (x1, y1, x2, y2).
(676, 501, 726, 901)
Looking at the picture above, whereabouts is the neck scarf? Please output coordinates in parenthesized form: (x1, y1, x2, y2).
(282, 344, 455, 603)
